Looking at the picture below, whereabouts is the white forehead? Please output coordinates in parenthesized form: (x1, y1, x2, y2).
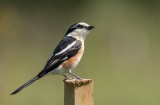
(78, 22, 90, 26)
(71, 22, 90, 29)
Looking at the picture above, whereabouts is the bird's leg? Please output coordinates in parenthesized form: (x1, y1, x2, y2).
(63, 74, 72, 80)
(68, 70, 82, 79)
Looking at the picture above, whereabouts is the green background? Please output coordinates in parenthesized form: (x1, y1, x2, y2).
(1, 1, 160, 105)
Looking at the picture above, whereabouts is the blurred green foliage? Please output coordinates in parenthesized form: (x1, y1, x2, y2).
(1, 1, 160, 105)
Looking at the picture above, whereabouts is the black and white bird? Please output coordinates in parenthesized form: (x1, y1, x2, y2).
(11, 22, 94, 95)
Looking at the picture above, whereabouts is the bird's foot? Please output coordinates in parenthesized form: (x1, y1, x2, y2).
(68, 72, 83, 80)
(63, 74, 72, 80)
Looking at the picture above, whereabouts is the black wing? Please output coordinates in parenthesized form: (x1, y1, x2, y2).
(53, 36, 77, 55)
(37, 36, 82, 77)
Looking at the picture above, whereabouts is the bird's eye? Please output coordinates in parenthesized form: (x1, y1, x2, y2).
(78, 25, 83, 28)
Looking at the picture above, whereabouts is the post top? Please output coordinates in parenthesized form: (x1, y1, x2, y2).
(64, 79, 93, 87)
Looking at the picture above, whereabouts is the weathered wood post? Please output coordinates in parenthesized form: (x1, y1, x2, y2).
(64, 79, 93, 105)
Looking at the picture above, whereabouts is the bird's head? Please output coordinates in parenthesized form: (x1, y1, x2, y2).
(66, 22, 94, 39)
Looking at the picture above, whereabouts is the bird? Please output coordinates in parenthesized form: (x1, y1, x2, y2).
(10, 22, 94, 95)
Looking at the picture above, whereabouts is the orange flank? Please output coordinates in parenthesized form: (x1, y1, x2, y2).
(61, 47, 83, 69)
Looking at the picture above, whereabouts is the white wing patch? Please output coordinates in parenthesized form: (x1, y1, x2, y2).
(61, 56, 68, 61)
(55, 41, 76, 56)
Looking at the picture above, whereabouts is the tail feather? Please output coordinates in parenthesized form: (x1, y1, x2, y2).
(11, 76, 40, 95)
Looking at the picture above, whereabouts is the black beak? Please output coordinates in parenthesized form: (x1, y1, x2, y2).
(87, 25, 94, 30)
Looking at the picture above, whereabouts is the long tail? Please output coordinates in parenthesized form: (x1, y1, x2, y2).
(11, 76, 40, 95)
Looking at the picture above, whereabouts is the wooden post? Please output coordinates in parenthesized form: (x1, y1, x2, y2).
(64, 79, 93, 105)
